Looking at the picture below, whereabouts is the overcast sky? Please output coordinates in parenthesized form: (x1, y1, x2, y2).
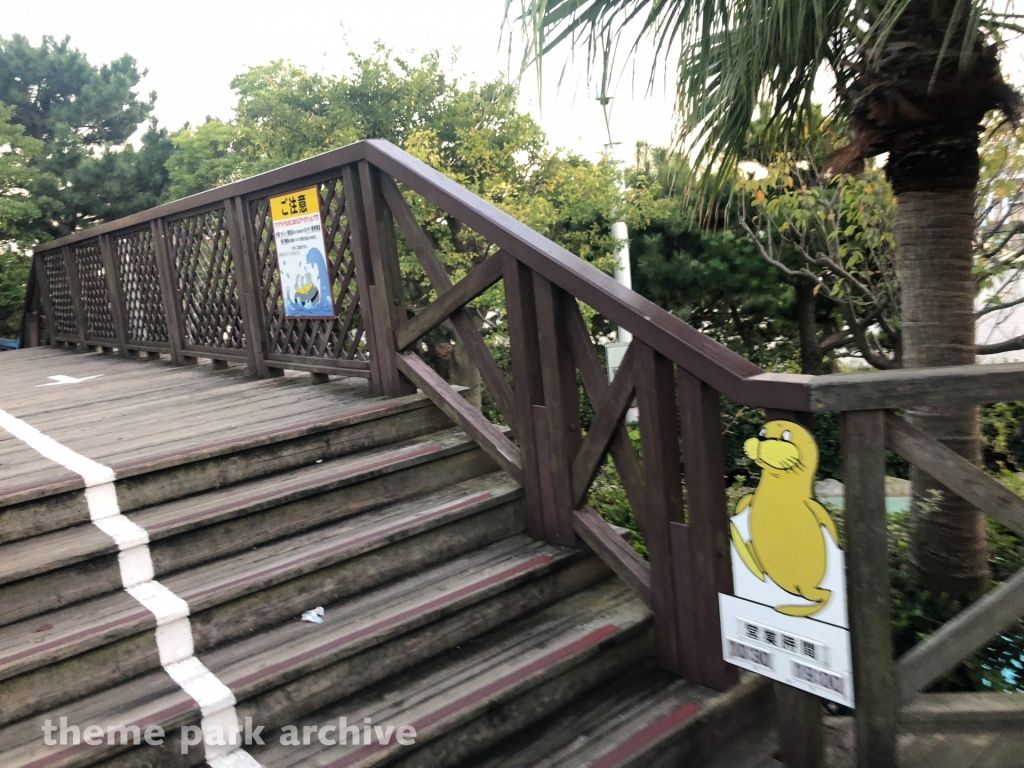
(1, 0, 679, 166)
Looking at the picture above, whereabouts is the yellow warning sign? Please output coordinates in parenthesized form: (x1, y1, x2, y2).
(270, 187, 320, 222)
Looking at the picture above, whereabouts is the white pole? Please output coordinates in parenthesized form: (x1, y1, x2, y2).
(610, 219, 632, 345)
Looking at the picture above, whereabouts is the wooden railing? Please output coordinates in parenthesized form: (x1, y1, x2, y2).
(24, 139, 1024, 768)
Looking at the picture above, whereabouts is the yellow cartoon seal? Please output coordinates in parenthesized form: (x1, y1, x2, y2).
(730, 420, 839, 617)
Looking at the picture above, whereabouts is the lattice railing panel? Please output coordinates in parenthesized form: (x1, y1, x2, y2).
(70, 240, 117, 341)
(167, 209, 246, 350)
(42, 250, 77, 338)
(113, 227, 169, 345)
(250, 177, 367, 363)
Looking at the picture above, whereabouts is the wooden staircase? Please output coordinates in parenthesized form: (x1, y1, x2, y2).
(0, 354, 773, 768)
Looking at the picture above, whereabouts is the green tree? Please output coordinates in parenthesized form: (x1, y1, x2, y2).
(167, 48, 622, 405)
(0, 34, 173, 239)
(625, 143, 800, 370)
(0, 101, 41, 339)
(513, 0, 1021, 598)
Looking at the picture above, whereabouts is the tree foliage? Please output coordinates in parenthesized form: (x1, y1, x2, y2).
(0, 34, 173, 240)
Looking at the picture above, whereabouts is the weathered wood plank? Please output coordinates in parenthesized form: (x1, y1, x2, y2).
(570, 344, 636, 508)
(886, 412, 1024, 539)
(395, 253, 504, 351)
(573, 506, 652, 607)
(809, 363, 1024, 412)
(678, 367, 738, 691)
(396, 351, 522, 484)
(900, 692, 1024, 733)
(843, 410, 897, 768)
(897, 563, 1024, 700)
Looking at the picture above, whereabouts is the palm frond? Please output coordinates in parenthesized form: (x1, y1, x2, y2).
(509, 0, 1016, 189)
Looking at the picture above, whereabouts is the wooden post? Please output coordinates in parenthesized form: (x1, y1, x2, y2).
(775, 681, 825, 768)
(98, 234, 130, 357)
(341, 164, 384, 394)
(504, 256, 547, 540)
(29, 254, 54, 347)
(353, 161, 412, 397)
(532, 275, 581, 546)
(635, 341, 685, 672)
(61, 246, 87, 346)
(765, 407, 825, 764)
(844, 410, 897, 768)
(225, 196, 270, 377)
(677, 368, 739, 691)
(151, 218, 189, 366)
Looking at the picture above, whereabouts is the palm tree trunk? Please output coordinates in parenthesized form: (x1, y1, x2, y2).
(892, 185, 988, 599)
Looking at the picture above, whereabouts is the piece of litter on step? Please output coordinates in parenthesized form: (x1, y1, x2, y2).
(316, 459, 323, 464)
(301, 606, 325, 624)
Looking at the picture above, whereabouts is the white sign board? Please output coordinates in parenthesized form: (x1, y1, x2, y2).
(719, 420, 855, 707)
(270, 187, 336, 319)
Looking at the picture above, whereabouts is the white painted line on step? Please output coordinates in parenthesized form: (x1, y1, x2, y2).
(0, 407, 262, 767)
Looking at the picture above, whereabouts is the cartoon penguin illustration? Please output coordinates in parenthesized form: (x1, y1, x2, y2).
(730, 420, 839, 617)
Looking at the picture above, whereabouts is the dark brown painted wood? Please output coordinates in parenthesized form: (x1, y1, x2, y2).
(31, 254, 56, 347)
(396, 351, 522, 484)
(843, 410, 897, 768)
(395, 253, 504, 351)
(573, 506, 652, 607)
(533, 275, 581, 546)
(504, 257, 546, 539)
(223, 197, 265, 377)
(340, 163, 385, 394)
(774, 682, 824, 768)
(358, 161, 413, 397)
(886, 412, 1024, 538)
(34, 143, 367, 253)
(570, 344, 637, 508)
(380, 176, 518, 431)
(363, 140, 810, 411)
(561, 294, 645, 522)
(150, 218, 186, 366)
(61, 246, 87, 344)
(668, 521, 700, 682)
(635, 341, 685, 674)
(532, 404, 560, 542)
(230, 196, 273, 378)
(677, 367, 738, 692)
(97, 235, 130, 357)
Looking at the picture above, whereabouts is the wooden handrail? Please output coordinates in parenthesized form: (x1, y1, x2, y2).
(30, 139, 1024, 758)
(34, 137, 1024, 409)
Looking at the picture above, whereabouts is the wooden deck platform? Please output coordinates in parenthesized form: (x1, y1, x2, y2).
(0, 347, 394, 505)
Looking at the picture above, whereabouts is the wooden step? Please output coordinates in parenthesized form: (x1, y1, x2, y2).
(247, 580, 651, 768)
(0, 389, 450, 544)
(471, 665, 775, 768)
(0, 473, 522, 726)
(0, 428, 491, 625)
(0, 537, 602, 768)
